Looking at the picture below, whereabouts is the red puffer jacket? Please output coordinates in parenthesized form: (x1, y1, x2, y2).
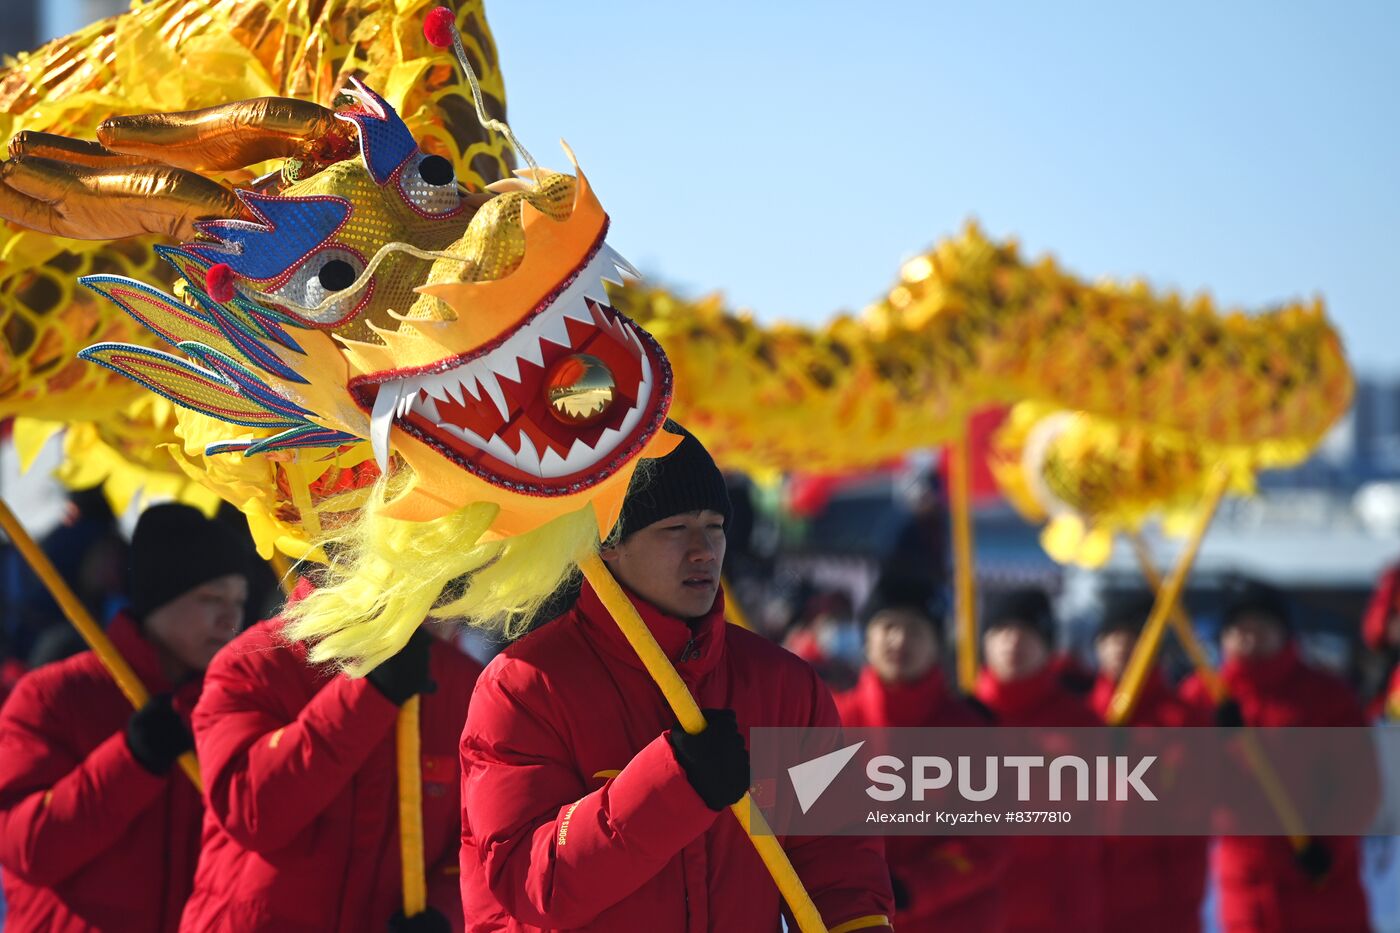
(1089, 671, 1209, 933)
(974, 663, 1105, 933)
(835, 666, 1007, 932)
(0, 614, 203, 932)
(460, 581, 894, 932)
(180, 580, 483, 933)
(1180, 644, 1374, 933)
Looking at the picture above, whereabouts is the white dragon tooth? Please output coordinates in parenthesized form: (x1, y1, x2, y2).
(456, 362, 482, 401)
(442, 367, 467, 406)
(539, 444, 569, 478)
(369, 380, 403, 472)
(595, 425, 624, 456)
(514, 433, 543, 475)
(444, 422, 490, 453)
(599, 262, 627, 288)
(414, 393, 441, 423)
(618, 400, 643, 437)
(560, 295, 596, 326)
(485, 432, 516, 464)
(582, 275, 612, 309)
(602, 244, 640, 278)
(562, 435, 599, 473)
(539, 310, 575, 349)
(477, 368, 511, 420)
(494, 328, 534, 372)
(491, 350, 521, 384)
(516, 330, 546, 368)
(422, 372, 453, 403)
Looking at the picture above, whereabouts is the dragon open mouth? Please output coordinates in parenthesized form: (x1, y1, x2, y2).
(349, 244, 672, 493)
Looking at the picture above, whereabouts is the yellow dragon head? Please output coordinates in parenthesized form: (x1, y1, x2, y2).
(69, 78, 675, 541)
(4, 69, 679, 668)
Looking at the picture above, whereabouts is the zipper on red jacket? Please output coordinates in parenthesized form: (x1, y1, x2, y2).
(679, 636, 699, 663)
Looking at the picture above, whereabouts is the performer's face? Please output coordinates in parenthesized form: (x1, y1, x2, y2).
(1094, 630, 1135, 682)
(602, 510, 727, 621)
(144, 574, 247, 677)
(982, 623, 1050, 683)
(865, 609, 939, 685)
(1221, 613, 1287, 663)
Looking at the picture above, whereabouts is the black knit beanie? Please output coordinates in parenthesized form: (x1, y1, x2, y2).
(1096, 593, 1155, 640)
(1220, 578, 1292, 634)
(615, 423, 732, 540)
(860, 574, 944, 638)
(983, 588, 1056, 646)
(129, 503, 251, 621)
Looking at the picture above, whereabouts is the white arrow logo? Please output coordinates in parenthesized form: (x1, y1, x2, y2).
(788, 741, 865, 814)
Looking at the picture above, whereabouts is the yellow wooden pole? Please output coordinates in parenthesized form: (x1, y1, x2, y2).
(721, 575, 754, 631)
(1126, 531, 1310, 849)
(1126, 532, 1223, 698)
(0, 499, 202, 789)
(397, 696, 427, 916)
(948, 432, 979, 693)
(1106, 467, 1228, 726)
(580, 553, 829, 933)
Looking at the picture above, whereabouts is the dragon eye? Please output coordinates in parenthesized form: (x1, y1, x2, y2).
(397, 152, 461, 215)
(318, 259, 357, 291)
(419, 155, 454, 186)
(263, 249, 370, 326)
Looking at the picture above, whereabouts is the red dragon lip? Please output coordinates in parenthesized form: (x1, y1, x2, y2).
(349, 244, 673, 494)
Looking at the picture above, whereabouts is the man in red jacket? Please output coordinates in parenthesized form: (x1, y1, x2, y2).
(179, 576, 483, 933)
(460, 426, 894, 932)
(974, 588, 1105, 933)
(1089, 595, 1209, 933)
(0, 503, 252, 932)
(835, 574, 1006, 932)
(1180, 581, 1374, 933)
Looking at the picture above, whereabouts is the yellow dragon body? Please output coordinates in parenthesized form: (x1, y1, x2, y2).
(0, 1, 1353, 577)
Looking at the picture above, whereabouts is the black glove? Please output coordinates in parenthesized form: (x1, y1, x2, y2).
(125, 694, 194, 775)
(667, 708, 750, 811)
(1214, 698, 1245, 728)
(890, 873, 911, 911)
(387, 907, 451, 933)
(366, 629, 435, 706)
(1295, 839, 1333, 882)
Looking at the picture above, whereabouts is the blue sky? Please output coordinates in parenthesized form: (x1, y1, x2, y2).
(487, 1, 1399, 373)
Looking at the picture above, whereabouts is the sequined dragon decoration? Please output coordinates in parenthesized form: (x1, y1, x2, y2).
(620, 226, 1351, 554)
(0, 8, 680, 671)
(0, 0, 514, 522)
(0, 1, 1353, 576)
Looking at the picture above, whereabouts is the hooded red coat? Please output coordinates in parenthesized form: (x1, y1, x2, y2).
(179, 580, 482, 932)
(974, 663, 1105, 933)
(834, 665, 1007, 932)
(1089, 671, 1210, 933)
(1180, 644, 1374, 933)
(459, 581, 894, 932)
(0, 614, 203, 933)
